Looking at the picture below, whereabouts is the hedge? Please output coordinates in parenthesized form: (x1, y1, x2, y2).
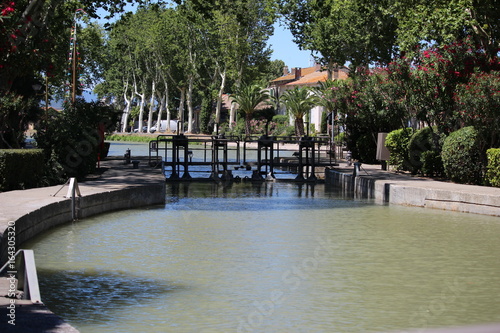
(408, 126, 445, 176)
(441, 126, 483, 184)
(486, 148, 500, 187)
(0, 149, 45, 191)
(385, 128, 413, 171)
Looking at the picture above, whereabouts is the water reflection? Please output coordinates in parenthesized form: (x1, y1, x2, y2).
(24, 182, 500, 333)
(37, 269, 179, 324)
(168, 181, 351, 202)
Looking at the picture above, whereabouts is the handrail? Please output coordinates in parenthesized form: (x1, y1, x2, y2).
(0, 249, 42, 303)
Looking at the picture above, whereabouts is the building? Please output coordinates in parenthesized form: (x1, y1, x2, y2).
(269, 64, 349, 132)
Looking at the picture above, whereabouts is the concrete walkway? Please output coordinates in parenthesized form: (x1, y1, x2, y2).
(328, 162, 500, 216)
(0, 157, 165, 332)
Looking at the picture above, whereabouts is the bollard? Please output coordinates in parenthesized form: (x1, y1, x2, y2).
(124, 148, 131, 164)
(132, 160, 140, 169)
(353, 162, 362, 177)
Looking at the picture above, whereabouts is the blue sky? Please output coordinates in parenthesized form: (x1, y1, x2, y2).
(268, 22, 315, 68)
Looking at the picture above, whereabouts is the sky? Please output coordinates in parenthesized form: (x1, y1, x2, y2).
(268, 22, 315, 69)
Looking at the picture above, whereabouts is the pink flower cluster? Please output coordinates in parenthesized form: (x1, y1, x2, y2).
(1, 2, 15, 16)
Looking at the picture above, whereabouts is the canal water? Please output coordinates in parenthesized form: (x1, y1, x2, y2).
(24, 182, 500, 332)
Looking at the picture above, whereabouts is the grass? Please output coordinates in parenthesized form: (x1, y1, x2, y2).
(106, 134, 157, 143)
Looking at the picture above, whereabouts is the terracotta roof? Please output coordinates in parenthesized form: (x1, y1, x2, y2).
(271, 65, 319, 83)
(286, 69, 348, 86)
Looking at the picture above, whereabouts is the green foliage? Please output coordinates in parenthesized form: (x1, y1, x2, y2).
(0, 93, 40, 149)
(230, 83, 269, 136)
(0, 149, 45, 191)
(272, 115, 288, 125)
(320, 111, 327, 134)
(36, 99, 120, 181)
(335, 132, 345, 145)
(486, 149, 500, 187)
(385, 128, 413, 171)
(282, 126, 296, 138)
(394, 0, 500, 58)
(105, 134, 155, 143)
(408, 127, 445, 176)
(455, 71, 500, 148)
(281, 86, 318, 137)
(442, 126, 483, 184)
(354, 133, 377, 164)
(280, 0, 397, 68)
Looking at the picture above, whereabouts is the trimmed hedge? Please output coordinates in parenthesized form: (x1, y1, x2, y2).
(408, 127, 445, 177)
(486, 148, 500, 187)
(0, 149, 45, 191)
(385, 128, 413, 171)
(441, 126, 483, 184)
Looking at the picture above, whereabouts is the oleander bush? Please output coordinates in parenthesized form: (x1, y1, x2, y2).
(486, 148, 500, 187)
(441, 126, 483, 184)
(385, 128, 413, 171)
(0, 149, 45, 191)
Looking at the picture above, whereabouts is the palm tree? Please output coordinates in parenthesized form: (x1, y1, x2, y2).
(281, 86, 318, 137)
(231, 83, 269, 136)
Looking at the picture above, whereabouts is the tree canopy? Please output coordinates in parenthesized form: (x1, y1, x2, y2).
(278, 0, 500, 68)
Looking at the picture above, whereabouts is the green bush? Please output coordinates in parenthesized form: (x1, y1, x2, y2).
(282, 125, 296, 137)
(335, 132, 346, 145)
(272, 115, 289, 125)
(408, 127, 445, 176)
(0, 149, 45, 191)
(36, 99, 120, 181)
(441, 126, 483, 184)
(385, 128, 413, 171)
(355, 133, 377, 164)
(486, 148, 500, 187)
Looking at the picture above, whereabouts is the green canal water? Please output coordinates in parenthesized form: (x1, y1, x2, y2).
(24, 182, 500, 333)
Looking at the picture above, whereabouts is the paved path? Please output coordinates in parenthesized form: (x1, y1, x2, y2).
(330, 161, 500, 216)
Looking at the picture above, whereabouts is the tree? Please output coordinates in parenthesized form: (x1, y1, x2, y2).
(393, 0, 500, 59)
(281, 86, 317, 137)
(230, 83, 269, 136)
(279, 0, 398, 71)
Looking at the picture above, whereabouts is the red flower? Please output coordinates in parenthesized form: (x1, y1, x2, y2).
(1, 7, 15, 16)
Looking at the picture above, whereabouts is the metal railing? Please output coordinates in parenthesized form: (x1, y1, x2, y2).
(0, 249, 42, 303)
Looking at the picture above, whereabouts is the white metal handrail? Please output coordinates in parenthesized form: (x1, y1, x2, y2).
(0, 249, 42, 303)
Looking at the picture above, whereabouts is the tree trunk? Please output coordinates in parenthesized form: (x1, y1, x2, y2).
(121, 81, 132, 132)
(147, 79, 156, 133)
(245, 113, 252, 137)
(162, 77, 171, 132)
(186, 75, 194, 133)
(156, 92, 165, 133)
(135, 81, 146, 133)
(178, 87, 186, 133)
(295, 117, 305, 137)
(215, 69, 226, 134)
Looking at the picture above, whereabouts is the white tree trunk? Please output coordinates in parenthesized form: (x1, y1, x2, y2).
(147, 79, 156, 133)
(135, 82, 146, 133)
(186, 75, 194, 133)
(178, 87, 186, 133)
(156, 91, 165, 132)
(216, 69, 226, 132)
(121, 81, 132, 133)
